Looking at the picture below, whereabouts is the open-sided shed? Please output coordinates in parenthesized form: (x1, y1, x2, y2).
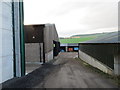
(24, 24, 60, 64)
(60, 43, 79, 52)
(79, 31, 120, 75)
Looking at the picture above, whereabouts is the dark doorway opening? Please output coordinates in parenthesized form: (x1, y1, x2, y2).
(53, 41, 60, 57)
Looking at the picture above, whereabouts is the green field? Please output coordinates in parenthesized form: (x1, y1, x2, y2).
(59, 36, 96, 43)
(59, 31, 117, 44)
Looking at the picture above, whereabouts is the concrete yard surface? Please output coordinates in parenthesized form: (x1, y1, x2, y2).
(2, 52, 119, 88)
(26, 62, 42, 74)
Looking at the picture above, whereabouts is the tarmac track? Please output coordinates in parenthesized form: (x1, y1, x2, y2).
(2, 52, 118, 88)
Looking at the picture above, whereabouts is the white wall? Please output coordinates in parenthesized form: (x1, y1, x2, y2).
(0, 1, 2, 83)
(0, 1, 14, 83)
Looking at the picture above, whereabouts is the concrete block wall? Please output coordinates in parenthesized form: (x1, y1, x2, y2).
(25, 43, 43, 63)
(25, 44, 54, 63)
(45, 50, 53, 62)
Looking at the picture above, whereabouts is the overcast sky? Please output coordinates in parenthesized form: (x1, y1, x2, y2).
(24, 0, 119, 37)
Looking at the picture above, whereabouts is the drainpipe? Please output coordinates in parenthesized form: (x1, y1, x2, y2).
(19, 1, 25, 76)
(12, 1, 16, 77)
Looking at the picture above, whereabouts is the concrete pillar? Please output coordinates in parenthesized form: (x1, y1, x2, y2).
(65, 46, 68, 52)
(114, 54, 120, 75)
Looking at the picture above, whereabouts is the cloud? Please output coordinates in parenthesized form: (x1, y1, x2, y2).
(24, 0, 118, 37)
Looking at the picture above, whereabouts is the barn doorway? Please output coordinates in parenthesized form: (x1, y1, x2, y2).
(53, 41, 60, 57)
(24, 25, 45, 74)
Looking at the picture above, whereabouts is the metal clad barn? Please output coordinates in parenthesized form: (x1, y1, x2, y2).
(0, 0, 24, 83)
(79, 44, 116, 69)
(44, 24, 59, 58)
(25, 24, 60, 64)
(79, 31, 120, 75)
(25, 25, 44, 63)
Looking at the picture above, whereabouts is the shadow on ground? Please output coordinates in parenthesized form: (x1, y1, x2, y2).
(2, 61, 65, 88)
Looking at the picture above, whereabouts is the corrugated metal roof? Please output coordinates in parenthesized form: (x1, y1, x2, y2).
(80, 31, 120, 44)
(60, 43, 78, 46)
(68, 43, 78, 46)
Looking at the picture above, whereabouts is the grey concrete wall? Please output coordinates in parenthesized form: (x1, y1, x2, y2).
(40, 43, 44, 62)
(25, 43, 43, 63)
(45, 50, 53, 62)
(79, 50, 113, 75)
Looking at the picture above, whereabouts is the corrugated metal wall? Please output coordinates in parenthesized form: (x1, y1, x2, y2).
(44, 24, 59, 53)
(0, 1, 2, 83)
(0, 1, 14, 83)
(13, 1, 22, 77)
(79, 44, 119, 69)
(0, 0, 23, 83)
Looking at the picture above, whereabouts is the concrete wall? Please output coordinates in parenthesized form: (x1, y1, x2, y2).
(25, 43, 54, 63)
(45, 50, 53, 62)
(25, 43, 43, 63)
(79, 50, 113, 75)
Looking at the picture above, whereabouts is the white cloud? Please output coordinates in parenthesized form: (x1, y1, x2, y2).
(24, 0, 118, 37)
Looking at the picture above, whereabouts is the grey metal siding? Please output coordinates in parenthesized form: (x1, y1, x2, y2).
(24, 24, 59, 63)
(44, 24, 59, 53)
(13, 1, 22, 77)
(79, 44, 119, 69)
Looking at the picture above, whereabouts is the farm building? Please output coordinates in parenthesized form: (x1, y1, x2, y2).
(24, 24, 60, 65)
(0, 0, 25, 83)
(78, 31, 120, 75)
(60, 43, 79, 52)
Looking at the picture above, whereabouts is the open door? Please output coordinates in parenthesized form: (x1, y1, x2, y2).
(53, 41, 60, 57)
